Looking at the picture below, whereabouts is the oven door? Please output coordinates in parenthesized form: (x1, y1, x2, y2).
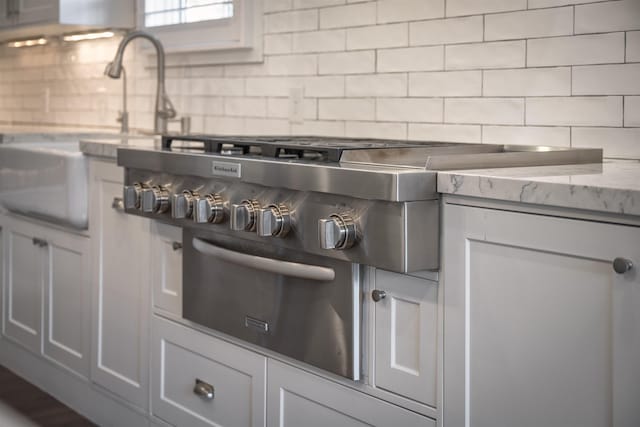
(182, 228, 362, 380)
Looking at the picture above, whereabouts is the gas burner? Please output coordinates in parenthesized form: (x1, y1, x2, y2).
(161, 134, 453, 162)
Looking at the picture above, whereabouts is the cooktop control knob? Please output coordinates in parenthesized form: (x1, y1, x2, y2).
(257, 204, 291, 237)
(230, 199, 261, 231)
(318, 214, 357, 250)
(172, 190, 199, 219)
(193, 193, 225, 224)
(141, 185, 169, 214)
(123, 183, 144, 210)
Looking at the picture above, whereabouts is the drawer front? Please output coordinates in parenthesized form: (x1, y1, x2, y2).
(152, 316, 267, 427)
(268, 359, 436, 427)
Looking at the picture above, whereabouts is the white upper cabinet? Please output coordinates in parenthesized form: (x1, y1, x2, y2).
(442, 202, 640, 427)
(0, 0, 134, 40)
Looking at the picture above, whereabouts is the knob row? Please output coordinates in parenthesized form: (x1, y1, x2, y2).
(123, 184, 356, 249)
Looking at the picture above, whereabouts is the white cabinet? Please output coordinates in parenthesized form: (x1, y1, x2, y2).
(442, 202, 640, 427)
(90, 160, 151, 409)
(268, 359, 435, 427)
(372, 269, 438, 407)
(0, 214, 90, 377)
(0, 0, 134, 40)
(151, 222, 182, 317)
(152, 316, 267, 427)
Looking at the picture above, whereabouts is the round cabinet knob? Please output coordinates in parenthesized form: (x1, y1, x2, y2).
(372, 290, 387, 302)
(613, 257, 633, 274)
(318, 214, 357, 250)
(141, 185, 169, 214)
(257, 204, 291, 237)
(172, 190, 199, 219)
(123, 183, 144, 210)
(230, 200, 261, 231)
(193, 194, 225, 224)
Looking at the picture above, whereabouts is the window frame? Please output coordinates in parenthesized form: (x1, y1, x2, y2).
(135, 0, 262, 64)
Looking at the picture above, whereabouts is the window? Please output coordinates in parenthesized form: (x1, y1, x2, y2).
(144, 0, 234, 28)
(137, 0, 263, 65)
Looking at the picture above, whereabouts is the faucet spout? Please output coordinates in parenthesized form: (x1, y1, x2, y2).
(105, 30, 177, 134)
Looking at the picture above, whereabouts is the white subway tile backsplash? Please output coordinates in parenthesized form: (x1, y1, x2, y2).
(572, 127, 640, 159)
(410, 16, 483, 46)
(265, 0, 293, 13)
(294, 0, 345, 9)
(268, 97, 317, 120)
(527, 96, 623, 126)
(345, 121, 407, 139)
(409, 70, 481, 97)
(265, 34, 293, 55)
(483, 67, 571, 97)
(446, 41, 526, 70)
(246, 77, 297, 97)
(291, 120, 345, 136)
(527, 33, 625, 66)
(624, 97, 640, 126)
(482, 125, 570, 147)
(267, 54, 318, 76)
(446, 0, 526, 17)
(377, 0, 444, 24)
(528, 0, 603, 8)
(408, 123, 481, 143)
(224, 97, 267, 117)
(318, 50, 375, 74)
(376, 98, 443, 122)
(292, 29, 346, 53)
(573, 64, 640, 95)
(575, 1, 640, 34)
(302, 76, 346, 97)
(627, 31, 640, 62)
(319, 98, 375, 120)
(377, 46, 443, 72)
(265, 9, 318, 33)
(243, 118, 291, 135)
(346, 23, 408, 50)
(446, 98, 524, 125)
(188, 78, 245, 96)
(485, 7, 573, 41)
(346, 73, 407, 97)
(320, 2, 376, 29)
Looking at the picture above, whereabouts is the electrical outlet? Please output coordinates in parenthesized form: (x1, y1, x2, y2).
(288, 87, 304, 124)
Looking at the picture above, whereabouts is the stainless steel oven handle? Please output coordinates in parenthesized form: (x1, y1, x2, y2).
(192, 237, 336, 281)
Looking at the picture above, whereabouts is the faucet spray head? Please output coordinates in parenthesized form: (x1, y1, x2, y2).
(104, 61, 122, 79)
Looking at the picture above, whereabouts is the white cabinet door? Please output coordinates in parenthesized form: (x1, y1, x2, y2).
(442, 203, 640, 427)
(16, 0, 57, 25)
(152, 316, 266, 427)
(2, 217, 43, 354)
(373, 269, 438, 407)
(42, 229, 90, 378)
(90, 160, 150, 409)
(150, 222, 182, 317)
(267, 359, 435, 427)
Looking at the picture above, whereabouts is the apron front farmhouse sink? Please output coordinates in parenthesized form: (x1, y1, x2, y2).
(0, 142, 88, 229)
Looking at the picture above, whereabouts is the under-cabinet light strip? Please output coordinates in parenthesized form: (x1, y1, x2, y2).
(63, 31, 115, 42)
(7, 38, 47, 48)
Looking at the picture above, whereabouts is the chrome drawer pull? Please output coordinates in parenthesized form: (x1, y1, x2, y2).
(193, 379, 214, 400)
(172, 241, 183, 251)
(32, 237, 48, 247)
(112, 197, 125, 212)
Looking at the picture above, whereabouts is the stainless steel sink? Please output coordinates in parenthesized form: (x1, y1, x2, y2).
(0, 141, 88, 229)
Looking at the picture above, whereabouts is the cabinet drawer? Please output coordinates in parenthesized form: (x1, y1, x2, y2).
(268, 359, 435, 427)
(152, 316, 266, 427)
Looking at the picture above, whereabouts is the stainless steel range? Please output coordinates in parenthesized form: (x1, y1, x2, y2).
(117, 135, 601, 380)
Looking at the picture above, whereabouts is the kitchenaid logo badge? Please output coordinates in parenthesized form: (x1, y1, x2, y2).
(211, 161, 241, 178)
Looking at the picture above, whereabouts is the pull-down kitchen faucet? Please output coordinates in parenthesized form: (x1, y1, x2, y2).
(105, 31, 176, 134)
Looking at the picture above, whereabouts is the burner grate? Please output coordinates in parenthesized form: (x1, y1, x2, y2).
(161, 135, 452, 162)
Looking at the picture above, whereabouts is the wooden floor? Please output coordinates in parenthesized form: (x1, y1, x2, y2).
(0, 365, 95, 427)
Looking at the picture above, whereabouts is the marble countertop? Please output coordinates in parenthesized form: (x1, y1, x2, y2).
(0, 124, 119, 142)
(438, 160, 640, 217)
(78, 137, 640, 217)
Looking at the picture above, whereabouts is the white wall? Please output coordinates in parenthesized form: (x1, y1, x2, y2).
(0, 0, 639, 159)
